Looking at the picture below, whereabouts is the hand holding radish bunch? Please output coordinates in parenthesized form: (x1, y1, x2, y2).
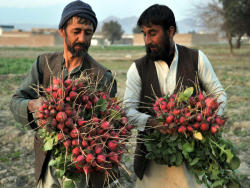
(37, 76, 134, 185)
(144, 87, 241, 188)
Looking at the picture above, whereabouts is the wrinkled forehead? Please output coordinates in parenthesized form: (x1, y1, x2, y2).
(68, 16, 93, 27)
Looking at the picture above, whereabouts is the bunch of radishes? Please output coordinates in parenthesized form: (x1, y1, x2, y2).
(153, 88, 226, 135)
(38, 77, 133, 177)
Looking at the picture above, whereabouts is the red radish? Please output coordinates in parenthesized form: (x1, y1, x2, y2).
(56, 101, 64, 111)
(97, 155, 106, 164)
(200, 123, 209, 131)
(57, 123, 65, 130)
(126, 124, 133, 131)
(92, 96, 99, 104)
(39, 106, 44, 112)
(70, 129, 78, 138)
(65, 108, 73, 117)
(69, 91, 77, 100)
(108, 140, 118, 151)
(57, 133, 64, 141)
(95, 146, 103, 155)
(92, 117, 100, 123)
(102, 132, 110, 140)
(77, 119, 88, 126)
(72, 147, 81, 156)
(166, 114, 174, 124)
(187, 126, 193, 132)
(53, 77, 61, 85)
(86, 153, 94, 163)
(204, 107, 212, 117)
(56, 112, 67, 122)
(167, 101, 175, 109)
(51, 118, 57, 128)
(76, 155, 84, 163)
(81, 140, 89, 148)
(53, 85, 59, 91)
(64, 79, 72, 86)
(85, 101, 92, 110)
(38, 113, 44, 119)
(52, 92, 58, 99)
(57, 88, 64, 97)
(215, 117, 225, 126)
(101, 121, 110, 130)
(120, 128, 128, 136)
(160, 101, 167, 110)
(72, 139, 80, 146)
(97, 128, 104, 135)
(178, 125, 186, 133)
(196, 114, 202, 122)
(63, 128, 70, 134)
(82, 95, 89, 103)
(179, 116, 187, 125)
(65, 118, 73, 127)
(49, 109, 57, 116)
(192, 122, 200, 129)
(210, 126, 217, 134)
(173, 109, 180, 116)
(63, 140, 71, 151)
(109, 152, 119, 164)
(122, 117, 128, 124)
(198, 92, 205, 101)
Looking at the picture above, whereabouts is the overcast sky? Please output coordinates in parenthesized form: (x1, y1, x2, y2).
(0, 0, 206, 26)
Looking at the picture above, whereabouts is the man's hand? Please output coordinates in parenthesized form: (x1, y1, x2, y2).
(146, 117, 174, 135)
(28, 98, 44, 124)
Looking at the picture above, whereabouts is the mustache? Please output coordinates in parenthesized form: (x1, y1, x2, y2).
(73, 42, 89, 50)
(146, 44, 158, 49)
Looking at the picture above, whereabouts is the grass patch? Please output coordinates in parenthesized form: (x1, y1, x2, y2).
(0, 58, 34, 74)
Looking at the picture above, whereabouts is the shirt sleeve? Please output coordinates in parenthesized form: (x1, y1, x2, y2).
(123, 63, 151, 131)
(9, 57, 42, 129)
(198, 50, 227, 115)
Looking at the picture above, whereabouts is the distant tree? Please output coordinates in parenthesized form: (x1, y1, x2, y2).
(102, 21, 124, 44)
(195, 0, 250, 55)
(133, 25, 141, 34)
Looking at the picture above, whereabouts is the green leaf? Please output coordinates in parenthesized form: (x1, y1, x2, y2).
(170, 155, 176, 163)
(64, 179, 75, 188)
(175, 152, 183, 166)
(48, 159, 57, 166)
(183, 141, 194, 153)
(145, 144, 153, 152)
(211, 180, 224, 188)
(227, 181, 240, 188)
(110, 109, 121, 120)
(178, 87, 194, 102)
(229, 157, 240, 170)
(190, 158, 200, 166)
(43, 138, 54, 151)
(96, 98, 107, 112)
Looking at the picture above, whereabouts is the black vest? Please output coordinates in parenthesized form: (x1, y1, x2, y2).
(133, 44, 199, 180)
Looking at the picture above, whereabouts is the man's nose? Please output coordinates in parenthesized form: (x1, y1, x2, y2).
(78, 33, 86, 43)
(144, 35, 151, 46)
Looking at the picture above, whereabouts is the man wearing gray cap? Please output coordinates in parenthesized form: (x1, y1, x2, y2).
(10, 1, 117, 187)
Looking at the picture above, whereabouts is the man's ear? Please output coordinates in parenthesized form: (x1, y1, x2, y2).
(59, 28, 66, 38)
(168, 26, 175, 38)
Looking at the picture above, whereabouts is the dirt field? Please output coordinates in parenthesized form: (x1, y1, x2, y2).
(0, 44, 249, 187)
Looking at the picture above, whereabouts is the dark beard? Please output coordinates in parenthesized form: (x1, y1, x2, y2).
(65, 36, 90, 58)
(145, 33, 171, 62)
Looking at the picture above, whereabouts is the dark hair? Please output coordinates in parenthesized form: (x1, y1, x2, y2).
(137, 4, 177, 34)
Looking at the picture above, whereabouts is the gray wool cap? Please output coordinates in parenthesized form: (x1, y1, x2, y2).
(58, 0, 98, 31)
